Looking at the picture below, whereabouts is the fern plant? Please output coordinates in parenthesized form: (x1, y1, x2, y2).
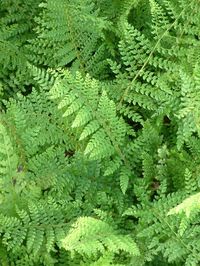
(0, 86, 137, 264)
(28, 0, 111, 79)
(0, 0, 200, 265)
(0, 0, 41, 99)
(62, 216, 140, 265)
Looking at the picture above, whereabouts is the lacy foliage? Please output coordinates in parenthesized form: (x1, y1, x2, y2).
(0, 0, 200, 265)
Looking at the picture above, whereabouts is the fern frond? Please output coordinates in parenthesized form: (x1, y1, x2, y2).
(50, 71, 128, 175)
(29, 0, 110, 78)
(62, 217, 140, 260)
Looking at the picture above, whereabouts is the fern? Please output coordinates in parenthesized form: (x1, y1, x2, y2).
(168, 192, 200, 236)
(0, 0, 40, 98)
(28, 0, 110, 78)
(0, 0, 200, 265)
(50, 71, 129, 174)
(62, 216, 140, 263)
(176, 64, 200, 149)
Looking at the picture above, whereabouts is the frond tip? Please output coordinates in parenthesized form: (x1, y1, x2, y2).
(167, 192, 200, 218)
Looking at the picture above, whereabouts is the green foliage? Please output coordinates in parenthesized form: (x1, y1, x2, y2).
(28, 0, 110, 78)
(0, 0, 200, 265)
(50, 70, 128, 173)
(62, 216, 139, 264)
(168, 192, 200, 236)
(0, 0, 41, 98)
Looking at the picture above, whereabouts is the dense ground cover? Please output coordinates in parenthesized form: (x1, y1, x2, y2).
(0, 0, 200, 265)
